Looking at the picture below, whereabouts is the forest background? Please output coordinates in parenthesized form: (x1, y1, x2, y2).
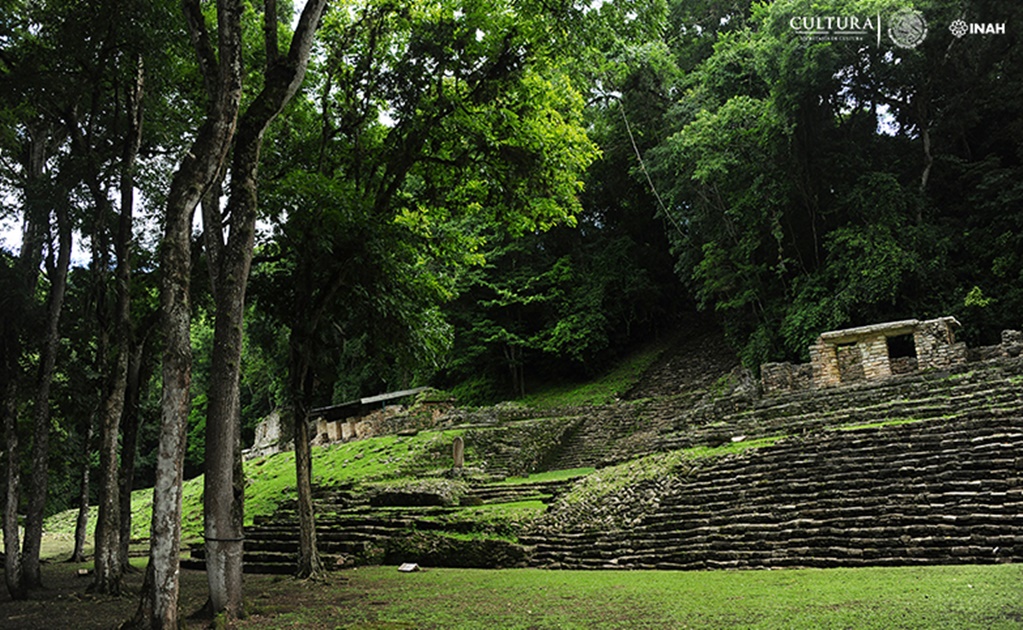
(1, 0, 1021, 624)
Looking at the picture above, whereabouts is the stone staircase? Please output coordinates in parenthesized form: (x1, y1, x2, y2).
(546, 396, 693, 471)
(523, 407, 1023, 570)
(465, 478, 575, 504)
(185, 476, 579, 574)
(659, 358, 1023, 451)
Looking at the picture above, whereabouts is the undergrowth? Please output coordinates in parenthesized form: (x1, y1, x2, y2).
(518, 342, 664, 407)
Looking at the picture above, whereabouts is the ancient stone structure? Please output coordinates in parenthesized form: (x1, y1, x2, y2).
(452, 436, 465, 469)
(243, 411, 291, 460)
(762, 317, 987, 395)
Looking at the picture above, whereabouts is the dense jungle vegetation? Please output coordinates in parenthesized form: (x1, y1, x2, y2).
(1, 0, 1021, 623)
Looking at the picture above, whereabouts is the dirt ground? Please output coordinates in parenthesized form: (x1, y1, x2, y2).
(0, 559, 356, 629)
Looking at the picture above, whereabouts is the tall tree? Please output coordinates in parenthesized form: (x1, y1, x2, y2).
(201, 0, 326, 618)
(126, 0, 243, 625)
(20, 162, 72, 590)
(0, 2, 62, 595)
(0, 116, 62, 600)
(639, 0, 1023, 364)
(251, 0, 598, 577)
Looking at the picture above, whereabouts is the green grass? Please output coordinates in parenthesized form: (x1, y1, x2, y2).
(832, 417, 926, 432)
(456, 499, 547, 519)
(683, 435, 786, 458)
(495, 467, 595, 485)
(252, 563, 1023, 629)
(44, 428, 469, 542)
(518, 342, 664, 407)
(44, 434, 778, 547)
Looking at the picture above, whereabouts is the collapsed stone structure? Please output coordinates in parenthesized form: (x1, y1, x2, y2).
(243, 387, 456, 460)
(762, 317, 1021, 395)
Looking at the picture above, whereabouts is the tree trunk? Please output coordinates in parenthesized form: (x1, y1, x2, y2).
(202, 0, 326, 615)
(124, 0, 243, 625)
(93, 329, 127, 594)
(2, 129, 49, 599)
(89, 65, 143, 591)
(203, 299, 246, 615)
(3, 381, 26, 600)
(118, 341, 147, 571)
(21, 197, 73, 590)
(290, 349, 322, 578)
(71, 419, 94, 564)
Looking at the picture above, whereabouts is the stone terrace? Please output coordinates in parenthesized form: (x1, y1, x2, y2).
(523, 356, 1023, 570)
(191, 347, 1023, 574)
(525, 410, 1022, 569)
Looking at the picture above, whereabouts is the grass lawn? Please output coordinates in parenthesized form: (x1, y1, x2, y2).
(9, 545, 1021, 629)
(238, 564, 1023, 629)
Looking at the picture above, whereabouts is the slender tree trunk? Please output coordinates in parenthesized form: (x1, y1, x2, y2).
(71, 419, 95, 564)
(284, 255, 347, 581)
(88, 70, 143, 592)
(290, 349, 322, 578)
(93, 340, 128, 594)
(67, 100, 125, 594)
(21, 199, 73, 590)
(3, 381, 26, 600)
(125, 0, 243, 625)
(3, 124, 49, 600)
(202, 0, 326, 615)
(118, 342, 147, 571)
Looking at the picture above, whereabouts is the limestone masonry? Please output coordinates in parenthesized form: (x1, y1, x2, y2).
(762, 318, 1022, 395)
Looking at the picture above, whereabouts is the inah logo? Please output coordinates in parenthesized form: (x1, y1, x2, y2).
(949, 19, 1007, 38)
(889, 9, 927, 48)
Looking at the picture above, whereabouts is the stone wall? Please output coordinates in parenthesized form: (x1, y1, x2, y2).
(761, 362, 813, 394)
(763, 319, 1018, 396)
(808, 342, 841, 389)
(244, 411, 292, 460)
(1001, 329, 1022, 356)
(913, 319, 968, 370)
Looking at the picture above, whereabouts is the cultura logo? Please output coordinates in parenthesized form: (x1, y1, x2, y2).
(787, 7, 930, 48)
(788, 14, 882, 45)
(888, 9, 928, 48)
(949, 19, 969, 38)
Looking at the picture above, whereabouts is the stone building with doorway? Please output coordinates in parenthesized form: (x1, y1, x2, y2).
(761, 316, 974, 394)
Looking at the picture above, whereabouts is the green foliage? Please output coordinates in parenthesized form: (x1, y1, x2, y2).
(964, 286, 994, 309)
(516, 341, 664, 407)
(496, 467, 594, 485)
(441, 226, 673, 401)
(635, 0, 1023, 366)
(252, 0, 600, 410)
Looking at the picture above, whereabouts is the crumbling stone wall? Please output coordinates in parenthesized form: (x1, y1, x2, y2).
(243, 411, 292, 460)
(913, 319, 968, 370)
(1000, 329, 1022, 357)
(761, 362, 813, 393)
(762, 318, 1017, 396)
